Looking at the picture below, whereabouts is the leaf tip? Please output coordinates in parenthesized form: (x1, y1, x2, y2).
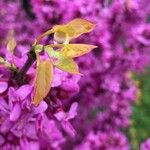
(6, 37, 16, 53)
(76, 72, 84, 76)
(79, 73, 84, 76)
(31, 99, 38, 107)
(78, 18, 96, 31)
(93, 45, 98, 49)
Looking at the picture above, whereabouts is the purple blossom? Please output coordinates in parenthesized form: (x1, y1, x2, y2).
(140, 139, 150, 150)
(0, 0, 150, 149)
(75, 130, 129, 150)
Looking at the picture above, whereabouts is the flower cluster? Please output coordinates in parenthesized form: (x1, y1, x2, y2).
(75, 130, 129, 150)
(0, 0, 150, 149)
(141, 138, 150, 150)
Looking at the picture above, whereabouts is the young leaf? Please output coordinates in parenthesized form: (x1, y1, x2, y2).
(54, 57, 82, 75)
(53, 18, 95, 40)
(32, 59, 53, 106)
(61, 44, 97, 58)
(0, 57, 11, 68)
(34, 44, 44, 52)
(44, 46, 61, 59)
(33, 18, 96, 45)
(7, 37, 16, 53)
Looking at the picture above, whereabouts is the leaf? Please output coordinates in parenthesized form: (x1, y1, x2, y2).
(32, 59, 53, 106)
(0, 57, 6, 64)
(0, 57, 11, 68)
(53, 18, 96, 40)
(7, 37, 16, 53)
(44, 46, 61, 59)
(54, 57, 82, 75)
(33, 18, 95, 45)
(61, 44, 97, 58)
(34, 44, 43, 52)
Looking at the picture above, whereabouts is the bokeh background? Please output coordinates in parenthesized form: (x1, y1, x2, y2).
(1, 0, 150, 150)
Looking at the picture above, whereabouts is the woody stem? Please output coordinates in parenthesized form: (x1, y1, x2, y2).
(14, 46, 36, 85)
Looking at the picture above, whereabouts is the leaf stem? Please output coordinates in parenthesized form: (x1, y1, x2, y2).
(33, 29, 54, 45)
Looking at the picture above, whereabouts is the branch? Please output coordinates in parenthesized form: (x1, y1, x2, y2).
(21, 0, 35, 20)
(14, 46, 36, 85)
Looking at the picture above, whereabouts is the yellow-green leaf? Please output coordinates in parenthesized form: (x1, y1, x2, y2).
(34, 44, 44, 52)
(7, 37, 16, 53)
(54, 57, 82, 75)
(53, 18, 95, 40)
(32, 59, 53, 106)
(0, 57, 11, 68)
(44, 46, 61, 59)
(61, 44, 97, 58)
(33, 18, 95, 45)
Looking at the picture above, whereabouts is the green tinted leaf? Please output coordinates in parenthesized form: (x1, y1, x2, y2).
(44, 46, 61, 58)
(54, 57, 82, 75)
(34, 44, 44, 52)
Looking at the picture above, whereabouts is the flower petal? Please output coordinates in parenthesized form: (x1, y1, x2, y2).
(10, 103, 21, 121)
(0, 82, 8, 93)
(66, 102, 78, 120)
(54, 111, 66, 121)
(32, 101, 48, 114)
(61, 121, 76, 137)
(16, 85, 32, 100)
